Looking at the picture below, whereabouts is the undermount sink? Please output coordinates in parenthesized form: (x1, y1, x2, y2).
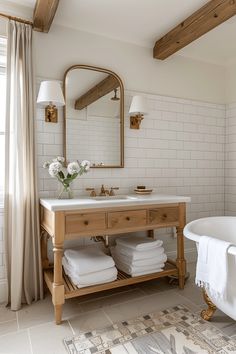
(93, 195, 137, 201)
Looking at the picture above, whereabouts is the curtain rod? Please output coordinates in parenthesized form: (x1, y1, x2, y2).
(0, 12, 33, 26)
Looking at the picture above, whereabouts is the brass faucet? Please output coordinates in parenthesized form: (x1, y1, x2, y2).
(99, 184, 109, 196)
(86, 185, 120, 197)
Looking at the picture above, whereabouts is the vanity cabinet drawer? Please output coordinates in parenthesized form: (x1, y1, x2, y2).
(108, 210, 146, 230)
(148, 207, 179, 225)
(65, 213, 106, 234)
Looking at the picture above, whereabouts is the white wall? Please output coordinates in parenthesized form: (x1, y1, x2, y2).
(34, 25, 226, 104)
(226, 62, 236, 103)
(0, 21, 228, 302)
(33, 25, 226, 265)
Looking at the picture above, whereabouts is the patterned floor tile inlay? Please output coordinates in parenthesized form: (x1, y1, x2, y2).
(64, 305, 236, 354)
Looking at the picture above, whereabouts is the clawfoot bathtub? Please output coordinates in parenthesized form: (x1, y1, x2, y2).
(183, 217, 236, 321)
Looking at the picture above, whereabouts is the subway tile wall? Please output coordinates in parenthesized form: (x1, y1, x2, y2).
(0, 89, 226, 298)
(37, 89, 225, 258)
(225, 103, 236, 215)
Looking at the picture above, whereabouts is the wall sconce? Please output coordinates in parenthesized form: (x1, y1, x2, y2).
(129, 95, 148, 129)
(37, 81, 65, 123)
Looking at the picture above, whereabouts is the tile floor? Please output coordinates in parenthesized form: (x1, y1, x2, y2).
(0, 262, 235, 354)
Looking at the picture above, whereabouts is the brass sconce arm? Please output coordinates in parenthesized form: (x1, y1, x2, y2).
(45, 102, 58, 123)
(129, 95, 147, 130)
(130, 114, 144, 129)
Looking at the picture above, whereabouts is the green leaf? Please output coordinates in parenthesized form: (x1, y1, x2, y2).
(58, 171, 65, 179)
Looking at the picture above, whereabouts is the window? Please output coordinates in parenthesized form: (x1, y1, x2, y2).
(0, 37, 6, 205)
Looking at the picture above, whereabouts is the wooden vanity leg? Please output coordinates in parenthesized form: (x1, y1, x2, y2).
(52, 212, 65, 325)
(176, 203, 186, 289)
(52, 242, 64, 324)
(201, 289, 217, 321)
(40, 229, 50, 294)
(41, 229, 50, 269)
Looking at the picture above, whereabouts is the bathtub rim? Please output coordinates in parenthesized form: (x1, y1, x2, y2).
(183, 216, 236, 256)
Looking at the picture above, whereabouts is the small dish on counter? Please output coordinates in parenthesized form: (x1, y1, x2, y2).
(134, 188, 153, 195)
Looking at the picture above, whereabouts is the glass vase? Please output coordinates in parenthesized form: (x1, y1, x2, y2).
(57, 183, 73, 199)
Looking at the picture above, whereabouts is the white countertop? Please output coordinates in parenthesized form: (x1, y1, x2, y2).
(40, 194, 191, 211)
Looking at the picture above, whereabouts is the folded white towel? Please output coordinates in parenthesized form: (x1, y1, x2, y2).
(114, 258, 164, 277)
(113, 251, 166, 267)
(195, 236, 232, 299)
(62, 257, 117, 288)
(116, 245, 165, 261)
(64, 246, 114, 275)
(116, 236, 163, 251)
(111, 247, 167, 269)
(70, 274, 117, 288)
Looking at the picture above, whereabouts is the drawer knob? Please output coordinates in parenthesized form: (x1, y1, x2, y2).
(126, 216, 130, 221)
(84, 220, 89, 225)
(163, 214, 167, 218)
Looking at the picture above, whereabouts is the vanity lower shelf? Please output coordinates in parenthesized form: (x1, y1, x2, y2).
(44, 261, 178, 299)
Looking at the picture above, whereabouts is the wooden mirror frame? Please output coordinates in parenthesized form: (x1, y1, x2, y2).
(63, 64, 124, 168)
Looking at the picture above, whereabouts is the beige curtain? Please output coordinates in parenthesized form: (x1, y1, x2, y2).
(4, 20, 43, 310)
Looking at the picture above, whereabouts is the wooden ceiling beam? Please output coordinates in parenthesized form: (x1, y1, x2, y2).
(153, 0, 236, 60)
(33, 0, 60, 33)
(75, 75, 119, 110)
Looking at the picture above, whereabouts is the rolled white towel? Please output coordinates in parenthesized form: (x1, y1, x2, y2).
(64, 246, 114, 275)
(62, 257, 117, 288)
(116, 236, 163, 251)
(116, 245, 165, 261)
(111, 247, 167, 268)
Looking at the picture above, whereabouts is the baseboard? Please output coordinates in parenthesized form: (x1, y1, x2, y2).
(0, 279, 7, 303)
(166, 248, 197, 264)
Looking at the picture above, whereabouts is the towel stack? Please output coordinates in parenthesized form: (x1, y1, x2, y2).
(62, 246, 117, 288)
(111, 236, 167, 277)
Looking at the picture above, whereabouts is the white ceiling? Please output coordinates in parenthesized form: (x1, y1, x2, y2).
(54, 0, 209, 47)
(1, 0, 236, 66)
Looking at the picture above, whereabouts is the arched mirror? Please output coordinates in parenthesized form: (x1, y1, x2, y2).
(63, 65, 124, 168)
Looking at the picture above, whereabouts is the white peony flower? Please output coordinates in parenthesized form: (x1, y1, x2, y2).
(53, 156, 65, 163)
(80, 160, 91, 171)
(67, 162, 80, 175)
(43, 161, 50, 169)
(48, 162, 62, 177)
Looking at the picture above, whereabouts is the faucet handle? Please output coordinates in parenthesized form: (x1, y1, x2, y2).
(109, 187, 119, 196)
(86, 188, 96, 197)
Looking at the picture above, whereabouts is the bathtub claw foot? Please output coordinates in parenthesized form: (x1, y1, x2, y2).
(201, 289, 217, 321)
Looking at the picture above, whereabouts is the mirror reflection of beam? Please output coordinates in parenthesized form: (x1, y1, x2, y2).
(74, 74, 120, 110)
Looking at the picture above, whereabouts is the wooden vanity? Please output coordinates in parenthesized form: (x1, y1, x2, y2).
(40, 194, 190, 324)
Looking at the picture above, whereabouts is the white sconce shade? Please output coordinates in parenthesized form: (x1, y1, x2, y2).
(129, 95, 148, 115)
(129, 95, 148, 129)
(37, 81, 65, 107)
(37, 81, 65, 123)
